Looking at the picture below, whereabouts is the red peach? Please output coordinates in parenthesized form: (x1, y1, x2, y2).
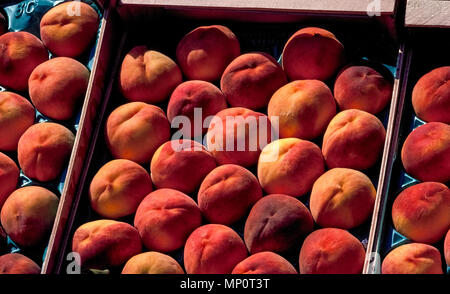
(0, 152, 19, 210)
(0, 253, 41, 274)
(232, 251, 298, 274)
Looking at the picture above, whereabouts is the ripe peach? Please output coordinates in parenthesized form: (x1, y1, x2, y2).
(0, 186, 59, 247)
(445, 230, 450, 266)
(184, 224, 248, 274)
(121, 252, 184, 274)
(40, 1, 99, 58)
(105, 102, 170, 164)
(89, 159, 152, 219)
(282, 27, 344, 81)
(119, 46, 182, 104)
(310, 168, 376, 229)
(134, 188, 202, 253)
(0, 253, 40, 274)
(232, 251, 298, 274)
(257, 138, 325, 197)
(197, 164, 262, 225)
(176, 25, 240, 82)
(268, 80, 336, 140)
(322, 109, 386, 170)
(0, 32, 48, 91)
(17, 122, 75, 182)
(0, 152, 19, 210)
(401, 122, 450, 183)
(220, 52, 287, 110)
(299, 228, 365, 274)
(150, 139, 217, 194)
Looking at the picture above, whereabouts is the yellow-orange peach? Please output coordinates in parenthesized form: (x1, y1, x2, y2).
(40, 2, 99, 58)
(89, 159, 153, 219)
(0, 186, 59, 247)
(381, 243, 443, 274)
(268, 80, 336, 140)
(198, 164, 262, 225)
(0, 32, 48, 91)
(0, 253, 40, 274)
(28, 57, 89, 120)
(105, 102, 170, 164)
(119, 46, 182, 103)
(72, 220, 142, 270)
(282, 27, 344, 81)
(299, 228, 366, 274)
(392, 182, 450, 244)
(18, 122, 75, 182)
(0, 152, 19, 210)
(184, 224, 248, 274)
(232, 251, 298, 274)
(257, 138, 325, 197)
(220, 52, 287, 110)
(121, 252, 184, 274)
(322, 109, 386, 170)
(310, 168, 376, 229)
(445, 230, 450, 266)
(176, 25, 240, 82)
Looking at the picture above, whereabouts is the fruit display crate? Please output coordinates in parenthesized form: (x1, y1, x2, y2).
(47, 0, 407, 274)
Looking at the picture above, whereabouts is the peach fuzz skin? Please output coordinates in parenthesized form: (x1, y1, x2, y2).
(445, 230, 450, 266)
(0, 152, 19, 210)
(232, 251, 298, 274)
(0, 253, 41, 274)
(121, 252, 184, 274)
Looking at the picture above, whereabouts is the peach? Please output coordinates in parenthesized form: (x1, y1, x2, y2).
(134, 188, 201, 253)
(72, 220, 142, 270)
(176, 25, 240, 82)
(40, 1, 99, 58)
(268, 80, 336, 140)
(28, 57, 90, 121)
(105, 102, 170, 164)
(310, 168, 376, 229)
(121, 252, 184, 274)
(0, 152, 19, 210)
(445, 230, 450, 266)
(18, 122, 75, 182)
(392, 182, 450, 244)
(257, 138, 325, 197)
(220, 52, 287, 110)
(381, 243, 443, 274)
(184, 224, 248, 274)
(322, 109, 386, 170)
(0, 12, 6, 36)
(0, 92, 35, 151)
(299, 228, 365, 274)
(0, 186, 59, 247)
(232, 251, 297, 274)
(244, 194, 314, 254)
(89, 159, 153, 219)
(0, 32, 48, 91)
(334, 66, 393, 114)
(150, 139, 217, 194)
(198, 164, 262, 225)
(401, 122, 450, 183)
(167, 80, 227, 138)
(0, 253, 40, 274)
(282, 27, 344, 81)
(206, 107, 272, 167)
(412, 66, 450, 124)
(119, 46, 182, 104)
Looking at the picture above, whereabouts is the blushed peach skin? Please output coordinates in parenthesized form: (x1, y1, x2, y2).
(392, 182, 450, 244)
(72, 220, 142, 270)
(89, 159, 153, 219)
(299, 228, 366, 274)
(121, 252, 184, 274)
(28, 57, 90, 121)
(134, 188, 202, 253)
(322, 109, 386, 170)
(220, 52, 287, 110)
(40, 1, 99, 58)
(310, 168, 376, 229)
(401, 122, 450, 183)
(232, 251, 298, 274)
(0, 31, 48, 91)
(0, 253, 41, 274)
(105, 102, 171, 164)
(176, 25, 240, 82)
(257, 138, 325, 197)
(268, 80, 336, 140)
(282, 27, 344, 81)
(244, 194, 314, 254)
(184, 224, 248, 274)
(381, 243, 443, 274)
(0, 186, 59, 247)
(0, 152, 19, 210)
(198, 164, 262, 225)
(445, 230, 450, 266)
